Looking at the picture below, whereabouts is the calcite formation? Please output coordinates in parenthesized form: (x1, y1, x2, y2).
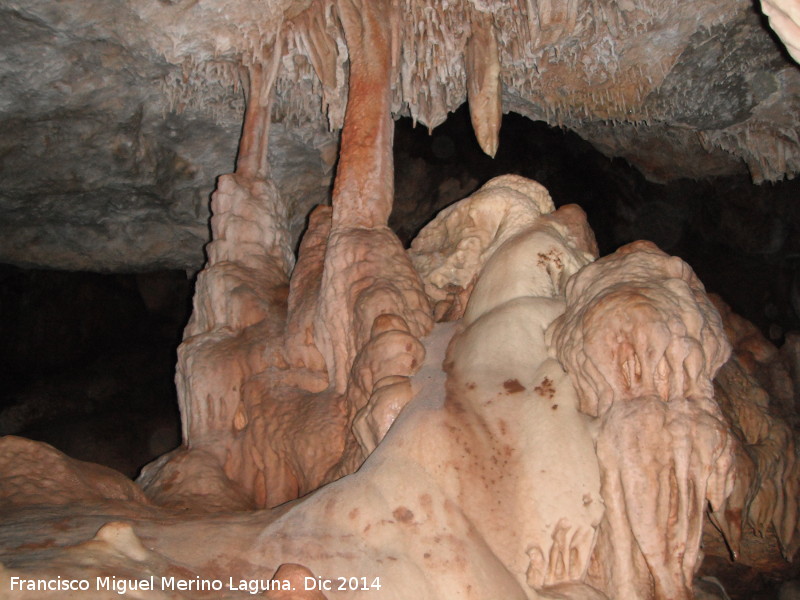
(2, 0, 800, 598)
(548, 243, 735, 599)
(706, 295, 800, 567)
(140, 0, 433, 510)
(4, 173, 798, 599)
(762, 0, 800, 62)
(2, 0, 800, 270)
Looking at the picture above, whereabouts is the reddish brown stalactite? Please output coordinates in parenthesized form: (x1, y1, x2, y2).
(331, 0, 394, 228)
(309, 0, 432, 400)
(236, 40, 283, 180)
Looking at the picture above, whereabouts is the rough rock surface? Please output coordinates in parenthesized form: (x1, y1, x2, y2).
(408, 174, 557, 321)
(0, 436, 149, 509)
(2, 0, 800, 594)
(548, 242, 735, 599)
(702, 295, 800, 569)
(0, 0, 335, 271)
(2, 0, 799, 270)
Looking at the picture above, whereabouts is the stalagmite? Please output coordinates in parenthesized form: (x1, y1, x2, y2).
(137, 31, 302, 510)
(1, 180, 608, 600)
(409, 174, 557, 321)
(138, 0, 434, 511)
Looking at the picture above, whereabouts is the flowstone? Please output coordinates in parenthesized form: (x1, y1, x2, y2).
(2, 0, 800, 594)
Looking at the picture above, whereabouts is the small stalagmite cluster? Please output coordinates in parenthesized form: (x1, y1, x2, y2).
(2, 0, 800, 599)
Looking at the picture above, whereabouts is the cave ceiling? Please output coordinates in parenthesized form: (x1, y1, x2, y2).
(1, 0, 798, 271)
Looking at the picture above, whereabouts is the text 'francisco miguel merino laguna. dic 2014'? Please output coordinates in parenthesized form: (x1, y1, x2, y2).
(9, 575, 384, 595)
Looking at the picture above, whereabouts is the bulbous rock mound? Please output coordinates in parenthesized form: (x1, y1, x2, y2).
(1, 178, 799, 600)
(0, 436, 149, 509)
(409, 174, 558, 320)
(548, 240, 732, 417)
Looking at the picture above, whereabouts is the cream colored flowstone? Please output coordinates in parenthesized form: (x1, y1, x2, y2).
(2, 176, 751, 600)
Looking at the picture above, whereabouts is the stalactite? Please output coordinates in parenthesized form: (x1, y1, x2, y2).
(699, 122, 800, 184)
(310, 0, 433, 402)
(237, 41, 283, 180)
(330, 0, 395, 228)
(137, 24, 301, 510)
(465, 11, 502, 157)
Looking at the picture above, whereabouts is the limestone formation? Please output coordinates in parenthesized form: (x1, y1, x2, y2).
(140, 0, 432, 509)
(2, 0, 800, 270)
(2, 0, 800, 597)
(548, 241, 732, 418)
(705, 295, 800, 567)
(5, 177, 798, 599)
(548, 242, 735, 599)
(0, 436, 148, 509)
(138, 54, 306, 509)
(763, 0, 800, 62)
(409, 174, 557, 321)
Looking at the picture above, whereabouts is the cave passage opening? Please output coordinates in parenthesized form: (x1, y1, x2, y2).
(0, 267, 188, 477)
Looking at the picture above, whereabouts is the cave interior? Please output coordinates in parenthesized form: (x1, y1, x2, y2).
(2, 0, 800, 598)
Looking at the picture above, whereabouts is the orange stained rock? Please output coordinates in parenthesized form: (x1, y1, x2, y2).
(549, 240, 731, 417)
(331, 0, 395, 228)
(265, 564, 329, 600)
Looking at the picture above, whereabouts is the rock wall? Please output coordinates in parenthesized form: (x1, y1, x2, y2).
(2, 0, 800, 270)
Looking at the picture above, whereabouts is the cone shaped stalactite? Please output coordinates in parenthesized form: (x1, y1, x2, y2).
(466, 11, 502, 158)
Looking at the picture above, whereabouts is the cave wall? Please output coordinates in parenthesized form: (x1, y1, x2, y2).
(2, 0, 799, 272)
(0, 1, 337, 270)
